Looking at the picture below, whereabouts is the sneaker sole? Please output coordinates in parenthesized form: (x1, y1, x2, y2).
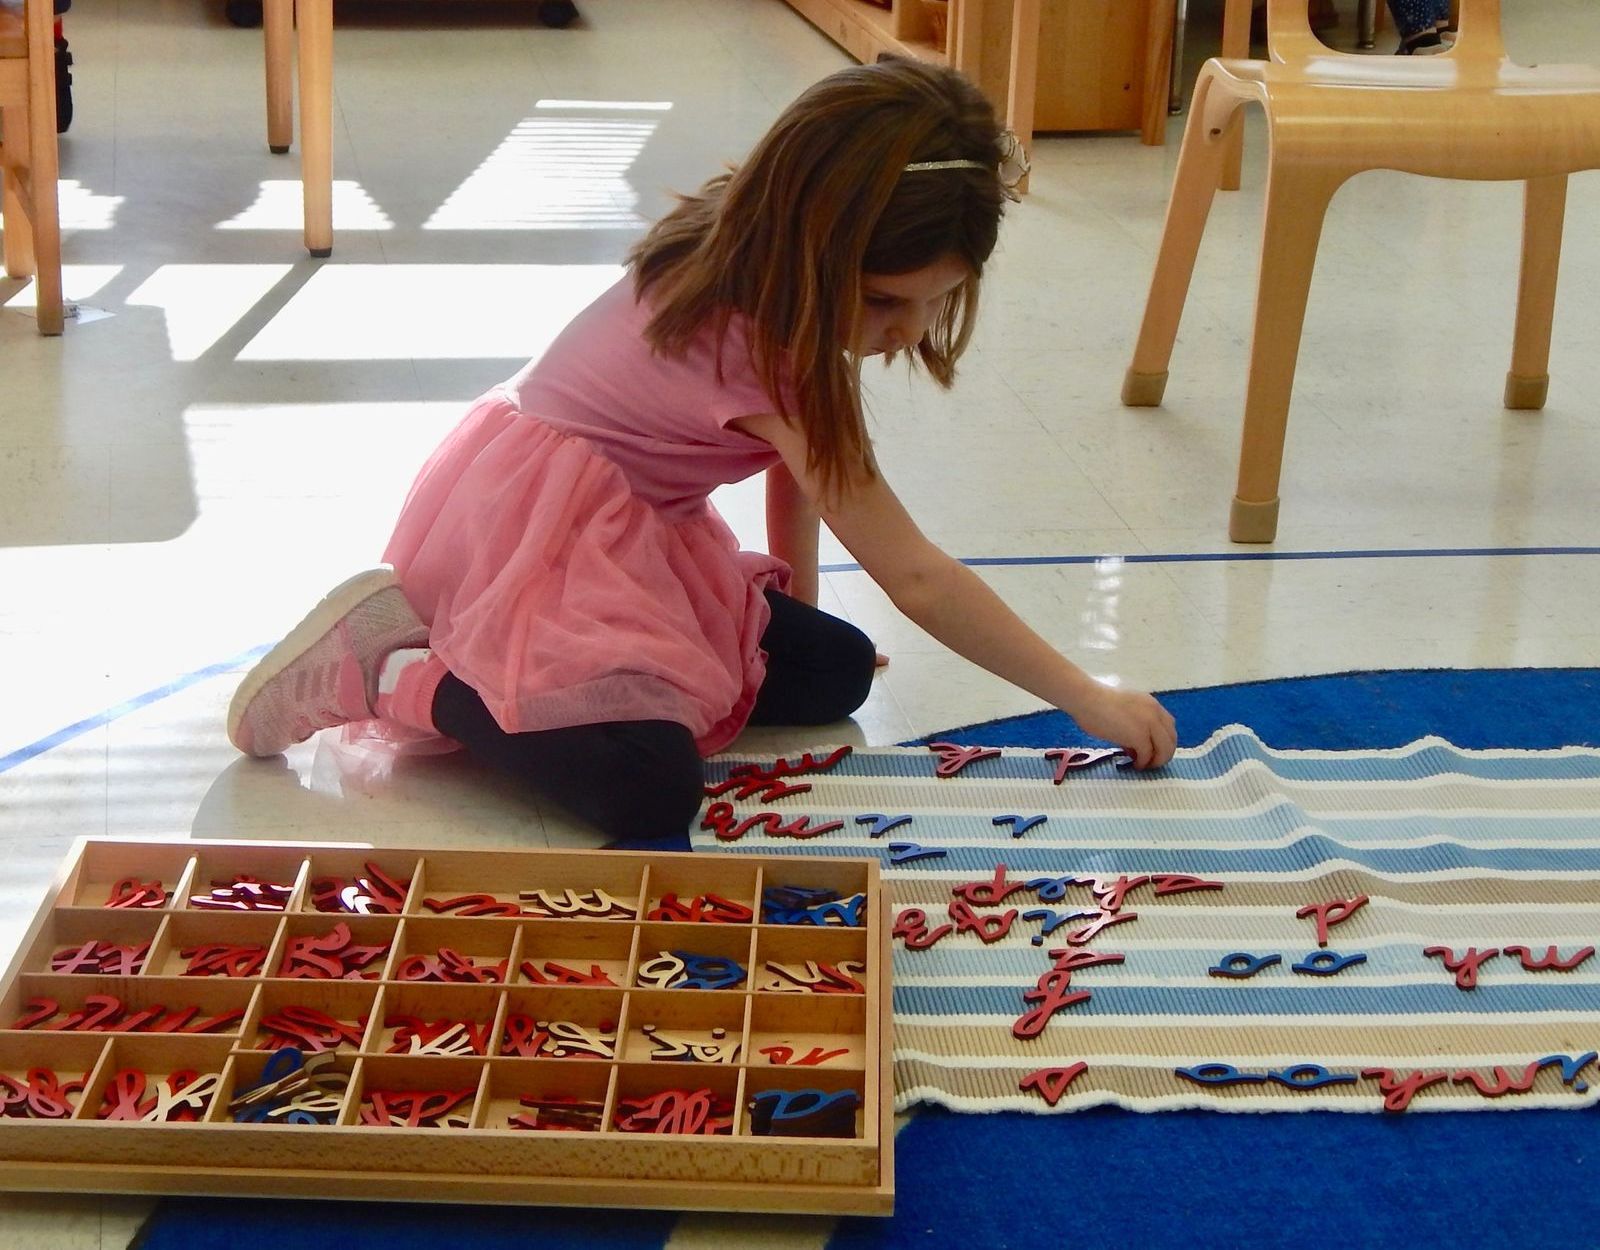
(226, 567, 409, 756)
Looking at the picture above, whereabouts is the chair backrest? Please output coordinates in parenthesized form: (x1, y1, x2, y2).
(1264, 0, 1506, 64)
(0, 0, 50, 66)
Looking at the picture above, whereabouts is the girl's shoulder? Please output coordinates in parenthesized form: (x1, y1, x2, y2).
(574, 275, 752, 365)
(509, 275, 783, 429)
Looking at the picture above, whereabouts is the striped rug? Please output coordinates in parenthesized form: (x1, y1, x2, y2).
(695, 726, 1600, 1115)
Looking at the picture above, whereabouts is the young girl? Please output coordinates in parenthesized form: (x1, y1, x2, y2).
(1387, 0, 1453, 54)
(227, 58, 1178, 840)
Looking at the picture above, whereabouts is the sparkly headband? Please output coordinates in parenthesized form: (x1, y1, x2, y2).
(902, 130, 1030, 202)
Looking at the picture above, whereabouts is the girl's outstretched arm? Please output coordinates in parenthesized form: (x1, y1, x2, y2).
(735, 412, 1177, 768)
(765, 461, 820, 606)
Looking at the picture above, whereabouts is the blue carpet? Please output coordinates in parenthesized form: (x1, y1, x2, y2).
(921, 665, 1600, 752)
(135, 668, 1600, 1250)
(832, 1103, 1600, 1250)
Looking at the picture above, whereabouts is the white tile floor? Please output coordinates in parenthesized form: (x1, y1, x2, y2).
(2, 0, 1598, 1244)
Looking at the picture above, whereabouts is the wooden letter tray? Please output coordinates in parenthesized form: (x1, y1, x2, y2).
(0, 839, 892, 1215)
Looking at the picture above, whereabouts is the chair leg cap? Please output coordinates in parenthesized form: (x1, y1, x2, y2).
(1229, 495, 1280, 544)
(1504, 372, 1548, 410)
(1122, 368, 1169, 407)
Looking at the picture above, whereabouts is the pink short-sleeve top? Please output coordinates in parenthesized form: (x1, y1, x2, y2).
(505, 276, 787, 520)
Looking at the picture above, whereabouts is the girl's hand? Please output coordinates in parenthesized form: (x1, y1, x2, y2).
(1071, 684, 1177, 770)
(875, 651, 890, 668)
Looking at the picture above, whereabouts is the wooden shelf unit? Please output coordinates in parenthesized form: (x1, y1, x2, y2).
(0, 838, 893, 1215)
(781, 0, 948, 67)
(778, 0, 1172, 144)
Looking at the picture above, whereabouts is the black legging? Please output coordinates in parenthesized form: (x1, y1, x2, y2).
(430, 589, 876, 841)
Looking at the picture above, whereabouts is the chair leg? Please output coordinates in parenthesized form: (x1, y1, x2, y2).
(2, 141, 36, 279)
(1219, 0, 1250, 191)
(1505, 174, 1567, 411)
(26, 42, 63, 335)
(1168, 0, 1188, 114)
(1230, 163, 1344, 543)
(1357, 0, 1376, 47)
(1123, 88, 1239, 408)
(29, 177, 63, 335)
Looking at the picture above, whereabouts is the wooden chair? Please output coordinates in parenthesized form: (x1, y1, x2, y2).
(0, 0, 62, 334)
(1121, 0, 1600, 542)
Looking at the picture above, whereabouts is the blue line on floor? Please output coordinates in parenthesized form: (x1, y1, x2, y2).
(820, 546, 1600, 573)
(0, 646, 270, 777)
(3, 545, 1597, 774)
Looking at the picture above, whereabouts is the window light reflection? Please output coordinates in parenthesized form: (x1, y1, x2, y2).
(1, 265, 122, 309)
(58, 181, 126, 231)
(1078, 554, 1126, 652)
(236, 263, 623, 361)
(217, 181, 393, 232)
(534, 100, 673, 110)
(424, 106, 662, 231)
(126, 265, 294, 362)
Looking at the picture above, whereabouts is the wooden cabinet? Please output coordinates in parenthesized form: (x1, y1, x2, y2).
(777, 0, 1172, 143)
(778, 0, 944, 68)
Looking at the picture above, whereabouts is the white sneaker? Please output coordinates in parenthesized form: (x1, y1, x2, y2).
(1397, 30, 1447, 54)
(227, 567, 429, 757)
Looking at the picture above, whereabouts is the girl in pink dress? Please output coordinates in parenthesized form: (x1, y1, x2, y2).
(227, 58, 1177, 840)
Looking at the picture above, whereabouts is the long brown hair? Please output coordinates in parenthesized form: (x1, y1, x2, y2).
(629, 58, 1007, 500)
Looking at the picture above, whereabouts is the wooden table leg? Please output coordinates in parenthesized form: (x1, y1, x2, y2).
(297, 0, 333, 257)
(263, 0, 292, 153)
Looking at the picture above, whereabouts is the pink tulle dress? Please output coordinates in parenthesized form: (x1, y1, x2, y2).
(379, 276, 790, 756)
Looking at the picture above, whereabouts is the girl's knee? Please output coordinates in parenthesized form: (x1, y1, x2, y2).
(750, 613, 878, 727)
(589, 721, 704, 840)
(830, 620, 877, 718)
(482, 719, 703, 842)
(805, 618, 875, 722)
